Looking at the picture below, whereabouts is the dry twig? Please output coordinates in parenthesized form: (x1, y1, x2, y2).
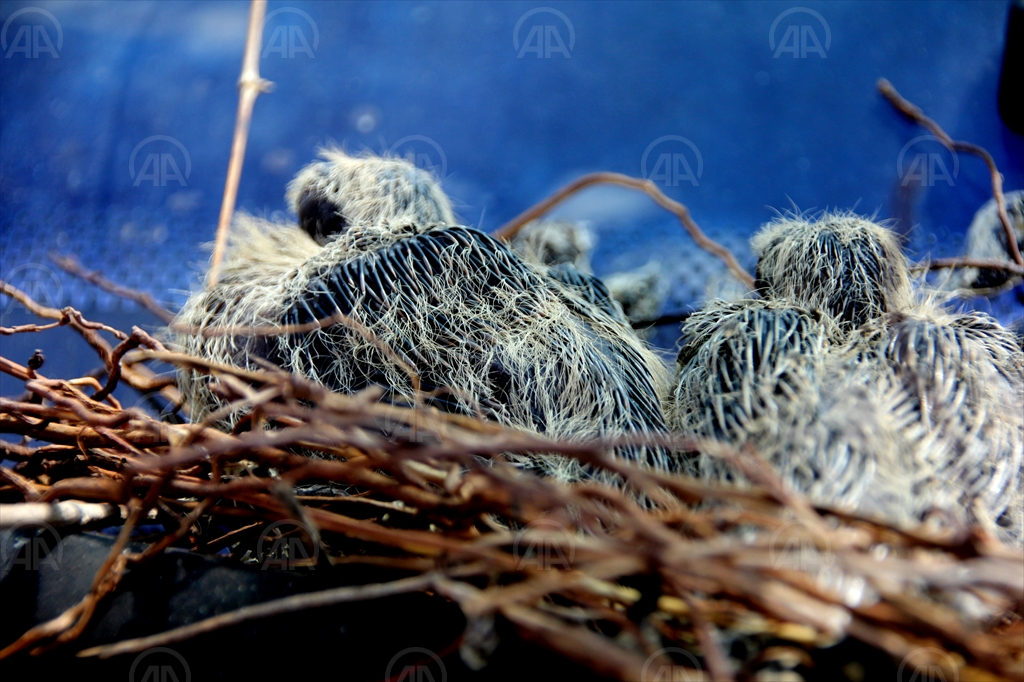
(912, 257, 1024, 277)
(493, 172, 755, 289)
(1, 282, 1020, 679)
(208, 0, 274, 287)
(76, 573, 439, 659)
(879, 78, 1023, 268)
(49, 253, 176, 323)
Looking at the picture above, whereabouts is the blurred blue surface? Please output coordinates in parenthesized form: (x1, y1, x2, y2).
(1, 0, 1022, 337)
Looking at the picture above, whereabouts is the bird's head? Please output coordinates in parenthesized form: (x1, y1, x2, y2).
(287, 149, 456, 245)
(751, 212, 912, 329)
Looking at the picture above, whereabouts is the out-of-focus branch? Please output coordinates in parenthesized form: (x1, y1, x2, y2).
(911, 257, 1024, 277)
(50, 253, 176, 323)
(878, 78, 1023, 267)
(208, 0, 274, 287)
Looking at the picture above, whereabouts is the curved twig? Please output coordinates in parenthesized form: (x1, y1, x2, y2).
(493, 172, 755, 289)
(878, 78, 1023, 267)
(76, 573, 439, 658)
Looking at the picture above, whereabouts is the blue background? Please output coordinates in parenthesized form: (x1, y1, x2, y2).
(1, 0, 1022, 358)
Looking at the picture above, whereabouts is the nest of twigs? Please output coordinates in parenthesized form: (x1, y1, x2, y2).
(1, 279, 1021, 682)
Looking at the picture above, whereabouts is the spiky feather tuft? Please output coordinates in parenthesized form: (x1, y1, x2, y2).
(752, 211, 913, 331)
(286, 148, 456, 246)
(176, 153, 680, 499)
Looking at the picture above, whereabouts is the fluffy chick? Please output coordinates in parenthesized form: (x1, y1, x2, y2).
(175, 151, 678, 491)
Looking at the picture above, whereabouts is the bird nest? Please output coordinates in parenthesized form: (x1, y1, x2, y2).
(1, 281, 1021, 681)
(2, 40, 1023, 678)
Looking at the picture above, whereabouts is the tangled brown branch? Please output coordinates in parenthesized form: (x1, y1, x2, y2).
(1, 281, 1020, 681)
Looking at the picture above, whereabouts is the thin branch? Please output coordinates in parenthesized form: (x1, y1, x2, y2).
(0, 439, 39, 460)
(0, 355, 37, 381)
(878, 78, 1023, 267)
(1, 281, 185, 407)
(76, 573, 438, 658)
(0, 282, 126, 340)
(500, 601, 656, 680)
(492, 172, 755, 289)
(681, 591, 735, 682)
(0, 280, 63, 320)
(0, 467, 45, 499)
(208, 0, 274, 287)
(911, 257, 1024, 277)
(168, 313, 349, 339)
(91, 328, 160, 403)
(49, 253, 176, 323)
(0, 501, 119, 528)
(1, 320, 64, 335)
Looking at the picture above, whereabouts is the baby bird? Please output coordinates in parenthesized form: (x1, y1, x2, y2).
(287, 148, 457, 245)
(509, 218, 595, 273)
(672, 212, 1023, 543)
(175, 150, 677, 488)
(946, 189, 1024, 291)
(752, 211, 913, 332)
(853, 300, 1024, 540)
(603, 262, 668, 324)
(670, 297, 915, 515)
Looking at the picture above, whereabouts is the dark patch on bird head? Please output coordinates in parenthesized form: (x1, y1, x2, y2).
(758, 225, 895, 329)
(298, 190, 348, 245)
(793, 230, 886, 329)
(820, 231, 887, 328)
